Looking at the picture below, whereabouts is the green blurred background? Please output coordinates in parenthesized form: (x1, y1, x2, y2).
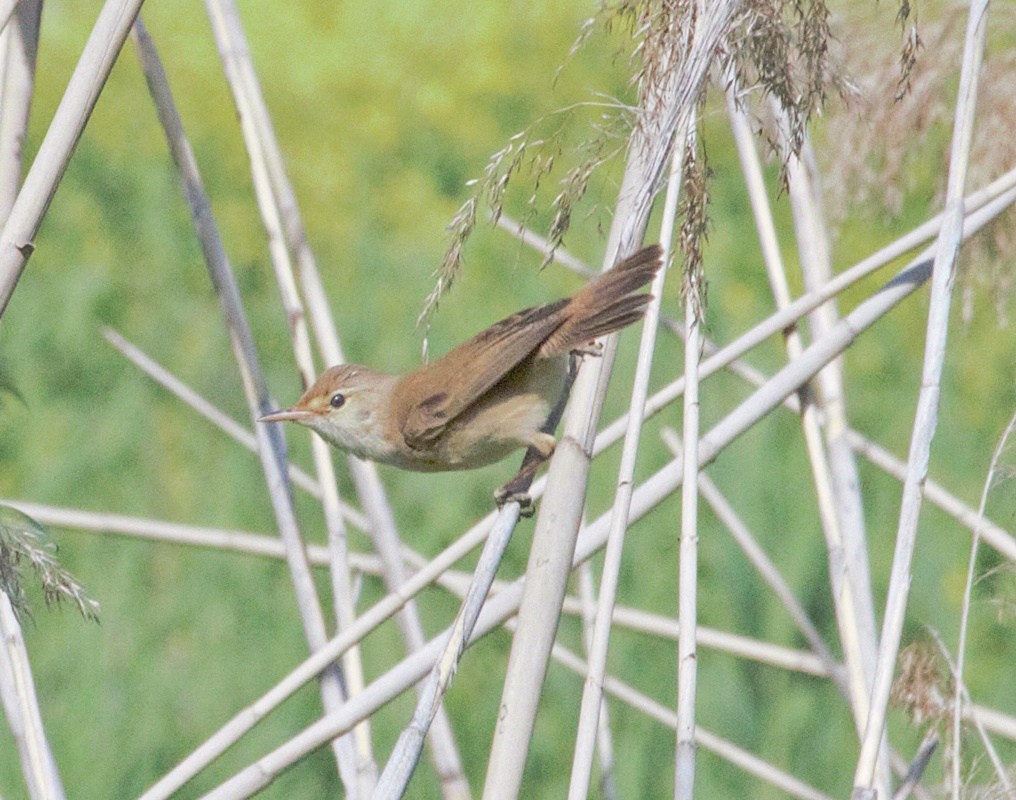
(0, 0, 1014, 797)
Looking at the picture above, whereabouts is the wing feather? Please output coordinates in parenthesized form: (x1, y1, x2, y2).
(398, 245, 661, 450)
(399, 298, 569, 449)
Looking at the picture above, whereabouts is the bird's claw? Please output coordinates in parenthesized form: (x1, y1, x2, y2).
(494, 486, 535, 517)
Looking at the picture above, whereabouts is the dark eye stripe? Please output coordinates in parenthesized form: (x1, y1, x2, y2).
(419, 392, 448, 410)
(330, 392, 346, 409)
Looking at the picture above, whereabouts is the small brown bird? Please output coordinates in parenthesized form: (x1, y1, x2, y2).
(261, 245, 662, 503)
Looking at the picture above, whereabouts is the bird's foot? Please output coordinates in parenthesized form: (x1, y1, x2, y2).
(495, 438, 557, 518)
(494, 486, 535, 517)
(495, 471, 537, 517)
(571, 342, 603, 359)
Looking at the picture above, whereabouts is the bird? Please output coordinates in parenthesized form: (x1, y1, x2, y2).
(261, 245, 663, 506)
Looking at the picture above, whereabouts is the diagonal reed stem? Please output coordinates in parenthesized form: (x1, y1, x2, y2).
(372, 503, 521, 799)
(131, 17, 357, 785)
(853, 0, 991, 790)
(575, 561, 619, 800)
(201, 222, 958, 798)
(141, 151, 1016, 800)
(0, 0, 146, 321)
(0, 593, 66, 800)
(568, 118, 684, 800)
(197, 4, 375, 788)
(730, 80, 887, 793)
(483, 6, 741, 797)
(201, 2, 471, 793)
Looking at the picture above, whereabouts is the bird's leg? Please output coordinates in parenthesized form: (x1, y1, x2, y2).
(495, 434, 556, 515)
(570, 342, 603, 358)
(494, 357, 579, 515)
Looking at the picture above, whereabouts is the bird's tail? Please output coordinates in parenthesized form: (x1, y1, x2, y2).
(538, 244, 663, 357)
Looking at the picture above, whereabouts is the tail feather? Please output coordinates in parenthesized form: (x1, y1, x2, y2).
(538, 245, 662, 356)
(585, 245, 663, 306)
(556, 294, 651, 346)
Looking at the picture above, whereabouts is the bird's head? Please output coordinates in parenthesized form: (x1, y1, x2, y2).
(260, 364, 399, 460)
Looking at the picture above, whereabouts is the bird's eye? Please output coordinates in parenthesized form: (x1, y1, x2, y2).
(329, 392, 346, 409)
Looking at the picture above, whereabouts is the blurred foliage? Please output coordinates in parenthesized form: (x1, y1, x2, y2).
(0, 504, 100, 621)
(0, 0, 1014, 798)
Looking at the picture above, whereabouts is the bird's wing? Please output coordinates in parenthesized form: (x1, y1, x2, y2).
(399, 298, 569, 449)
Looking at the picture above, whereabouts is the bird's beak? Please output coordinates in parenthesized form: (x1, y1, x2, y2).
(259, 407, 314, 423)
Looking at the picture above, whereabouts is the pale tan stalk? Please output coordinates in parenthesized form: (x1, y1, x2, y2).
(729, 85, 884, 791)
(780, 131, 867, 540)
(433, 560, 833, 677)
(197, 7, 373, 788)
(131, 18, 356, 786)
(854, 0, 991, 790)
(674, 135, 702, 800)
(0, 0, 146, 319)
(7, 501, 334, 563)
(6, 501, 412, 586)
(575, 562, 618, 800)
(373, 503, 522, 799)
(569, 128, 683, 800)
(0, 1, 19, 38)
(594, 167, 1016, 458)
(202, 2, 469, 793)
(139, 508, 499, 800)
(0, 0, 40, 217)
(673, 9, 710, 799)
(776, 117, 882, 776)
(482, 6, 741, 797)
(783, 134, 879, 688)
(13, 497, 516, 598)
(659, 428, 843, 686)
(0, 592, 66, 800)
(545, 641, 835, 800)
